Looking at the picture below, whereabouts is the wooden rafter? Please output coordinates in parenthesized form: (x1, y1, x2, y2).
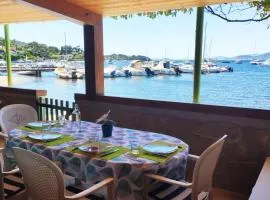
(18, 0, 102, 25)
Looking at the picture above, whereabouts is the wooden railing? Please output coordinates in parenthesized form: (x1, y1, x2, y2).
(37, 97, 75, 121)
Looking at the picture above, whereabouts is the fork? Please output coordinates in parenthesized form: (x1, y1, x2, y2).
(124, 154, 145, 163)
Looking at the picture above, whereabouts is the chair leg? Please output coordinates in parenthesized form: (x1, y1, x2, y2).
(107, 181, 114, 200)
(143, 176, 149, 200)
(208, 191, 213, 200)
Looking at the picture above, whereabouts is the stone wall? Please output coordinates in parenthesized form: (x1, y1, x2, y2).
(76, 98, 270, 195)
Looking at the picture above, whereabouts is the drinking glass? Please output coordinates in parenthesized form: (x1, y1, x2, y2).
(42, 121, 52, 133)
(89, 132, 100, 153)
(58, 114, 66, 126)
(130, 140, 140, 156)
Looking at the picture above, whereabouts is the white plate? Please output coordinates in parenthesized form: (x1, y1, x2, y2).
(27, 122, 55, 128)
(142, 144, 178, 155)
(28, 133, 62, 141)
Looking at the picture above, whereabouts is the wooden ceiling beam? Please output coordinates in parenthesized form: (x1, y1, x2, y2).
(17, 0, 102, 25)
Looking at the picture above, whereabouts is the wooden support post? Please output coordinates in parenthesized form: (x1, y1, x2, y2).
(84, 20, 104, 99)
(4, 24, 12, 86)
(193, 7, 204, 103)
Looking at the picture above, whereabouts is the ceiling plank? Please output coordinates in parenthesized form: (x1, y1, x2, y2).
(18, 0, 102, 25)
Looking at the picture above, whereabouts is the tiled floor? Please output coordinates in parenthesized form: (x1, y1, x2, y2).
(5, 174, 248, 200)
(213, 188, 248, 200)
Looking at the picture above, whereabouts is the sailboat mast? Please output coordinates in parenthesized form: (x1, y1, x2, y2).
(203, 22, 207, 61)
(64, 32, 67, 58)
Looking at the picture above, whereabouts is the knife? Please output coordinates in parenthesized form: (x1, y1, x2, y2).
(99, 148, 119, 157)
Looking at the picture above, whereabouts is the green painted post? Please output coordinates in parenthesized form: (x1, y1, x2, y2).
(193, 7, 204, 103)
(4, 24, 12, 86)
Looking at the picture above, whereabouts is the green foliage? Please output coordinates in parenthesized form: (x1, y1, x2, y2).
(72, 53, 84, 60)
(0, 37, 84, 61)
(249, 1, 270, 18)
(105, 53, 151, 61)
(112, 8, 193, 20)
(111, 1, 269, 22)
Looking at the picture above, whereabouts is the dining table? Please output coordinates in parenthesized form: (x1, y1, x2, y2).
(7, 120, 189, 200)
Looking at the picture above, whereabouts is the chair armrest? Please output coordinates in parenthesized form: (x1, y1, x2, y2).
(0, 147, 4, 153)
(65, 177, 114, 200)
(188, 154, 199, 162)
(0, 132, 8, 138)
(145, 174, 192, 188)
(2, 167, 20, 175)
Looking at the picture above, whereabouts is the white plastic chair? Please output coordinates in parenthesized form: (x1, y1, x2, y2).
(0, 104, 38, 169)
(143, 135, 227, 200)
(0, 104, 37, 134)
(13, 147, 114, 200)
(0, 148, 26, 200)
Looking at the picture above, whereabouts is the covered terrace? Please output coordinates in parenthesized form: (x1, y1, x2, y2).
(0, 0, 269, 199)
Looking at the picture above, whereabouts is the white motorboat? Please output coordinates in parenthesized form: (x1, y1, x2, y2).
(55, 67, 84, 79)
(122, 60, 147, 76)
(250, 59, 263, 65)
(0, 60, 5, 66)
(150, 61, 176, 75)
(104, 66, 126, 78)
(262, 59, 270, 66)
(104, 66, 116, 77)
(177, 64, 194, 73)
(123, 67, 146, 76)
(176, 63, 232, 74)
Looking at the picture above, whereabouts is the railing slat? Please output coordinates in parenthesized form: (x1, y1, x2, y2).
(60, 100, 64, 116)
(66, 101, 70, 120)
(55, 99, 59, 120)
(37, 97, 42, 120)
(50, 98, 54, 121)
(45, 98, 49, 121)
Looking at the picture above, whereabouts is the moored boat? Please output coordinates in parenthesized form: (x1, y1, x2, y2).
(55, 67, 84, 79)
(235, 60, 243, 64)
(262, 59, 270, 66)
(250, 59, 263, 65)
(17, 71, 37, 76)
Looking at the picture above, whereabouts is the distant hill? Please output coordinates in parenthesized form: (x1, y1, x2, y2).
(214, 52, 270, 61)
(105, 54, 151, 61)
(234, 52, 270, 60)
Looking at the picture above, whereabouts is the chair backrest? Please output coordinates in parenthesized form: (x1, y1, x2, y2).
(13, 148, 65, 200)
(191, 135, 227, 200)
(0, 155, 4, 200)
(0, 104, 37, 133)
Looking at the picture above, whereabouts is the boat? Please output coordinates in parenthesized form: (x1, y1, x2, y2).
(261, 59, 270, 66)
(17, 71, 37, 76)
(250, 59, 263, 65)
(221, 60, 231, 63)
(55, 67, 84, 79)
(235, 60, 243, 64)
(149, 61, 176, 75)
(104, 66, 126, 78)
(0, 60, 6, 66)
(122, 60, 147, 76)
(177, 64, 194, 73)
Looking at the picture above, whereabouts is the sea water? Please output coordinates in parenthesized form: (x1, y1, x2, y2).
(0, 60, 269, 110)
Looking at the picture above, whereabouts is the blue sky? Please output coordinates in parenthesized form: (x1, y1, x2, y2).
(0, 8, 269, 59)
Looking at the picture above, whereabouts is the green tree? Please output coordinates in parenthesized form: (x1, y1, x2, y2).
(60, 45, 73, 55)
(112, 1, 270, 25)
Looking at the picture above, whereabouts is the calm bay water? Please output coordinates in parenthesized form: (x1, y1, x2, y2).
(0, 60, 270, 110)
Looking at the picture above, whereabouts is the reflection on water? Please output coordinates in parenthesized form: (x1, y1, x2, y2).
(0, 60, 270, 110)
